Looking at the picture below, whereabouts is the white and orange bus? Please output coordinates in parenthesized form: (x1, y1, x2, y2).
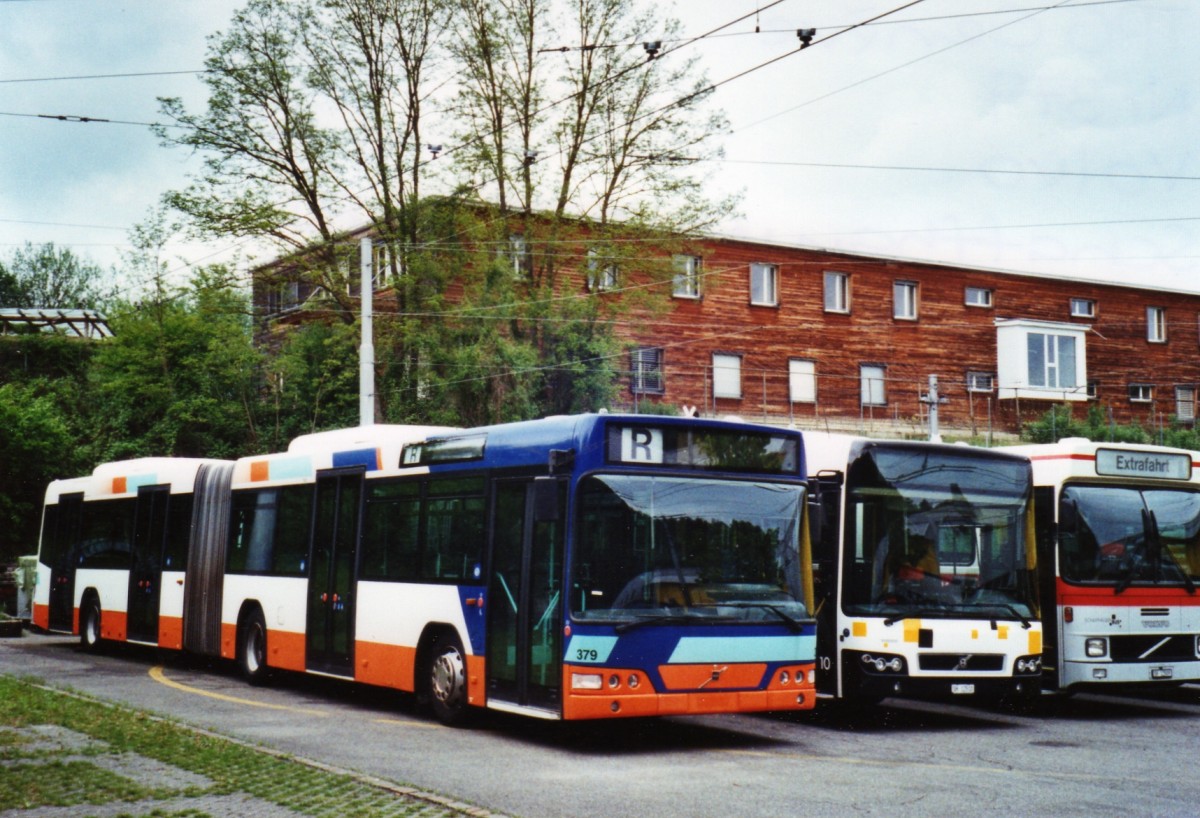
(1008, 439, 1200, 692)
(34, 414, 817, 723)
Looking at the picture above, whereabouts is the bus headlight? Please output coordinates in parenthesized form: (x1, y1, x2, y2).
(1015, 655, 1042, 674)
(1085, 637, 1108, 658)
(861, 653, 905, 674)
(1195, 636, 1200, 659)
(572, 672, 603, 690)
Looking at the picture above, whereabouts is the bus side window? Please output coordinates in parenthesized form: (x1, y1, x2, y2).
(425, 477, 485, 582)
(273, 484, 312, 575)
(79, 498, 136, 569)
(361, 480, 419, 581)
(164, 494, 193, 571)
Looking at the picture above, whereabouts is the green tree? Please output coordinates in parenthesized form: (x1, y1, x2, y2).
(1, 242, 111, 309)
(261, 320, 360, 448)
(0, 381, 80, 563)
(87, 267, 262, 461)
(159, 0, 733, 425)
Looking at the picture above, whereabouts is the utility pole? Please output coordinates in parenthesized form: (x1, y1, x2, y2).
(923, 374, 942, 443)
(360, 238, 375, 426)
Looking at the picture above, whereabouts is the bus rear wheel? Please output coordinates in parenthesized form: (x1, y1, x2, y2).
(426, 634, 471, 726)
(238, 611, 270, 686)
(80, 598, 101, 651)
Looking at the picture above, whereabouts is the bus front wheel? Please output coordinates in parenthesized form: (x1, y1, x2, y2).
(80, 598, 101, 651)
(238, 611, 270, 686)
(426, 634, 471, 726)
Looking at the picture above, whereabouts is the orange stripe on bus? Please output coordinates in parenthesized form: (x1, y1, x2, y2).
(356, 641, 416, 690)
(158, 616, 184, 651)
(100, 609, 127, 642)
(249, 461, 269, 482)
(267, 629, 306, 672)
(657, 663, 767, 691)
(32, 603, 49, 631)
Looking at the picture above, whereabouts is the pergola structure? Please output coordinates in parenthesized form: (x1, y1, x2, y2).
(0, 308, 113, 338)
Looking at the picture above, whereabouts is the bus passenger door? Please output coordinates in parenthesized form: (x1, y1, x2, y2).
(487, 478, 565, 713)
(307, 470, 363, 676)
(127, 485, 169, 644)
(47, 493, 83, 633)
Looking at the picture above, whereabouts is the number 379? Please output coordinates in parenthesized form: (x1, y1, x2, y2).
(575, 648, 599, 662)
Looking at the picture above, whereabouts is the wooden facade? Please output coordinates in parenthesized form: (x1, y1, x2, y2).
(255, 226, 1200, 437)
(614, 237, 1200, 436)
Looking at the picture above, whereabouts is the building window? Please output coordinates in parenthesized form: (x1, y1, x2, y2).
(965, 287, 993, 308)
(712, 353, 742, 399)
(508, 234, 533, 278)
(1148, 306, 1167, 343)
(860, 364, 886, 406)
(750, 263, 778, 307)
(1087, 380, 1100, 400)
(673, 255, 701, 299)
(824, 271, 849, 313)
(1129, 384, 1153, 403)
(1027, 332, 1077, 389)
(1177, 386, 1196, 421)
(1070, 298, 1095, 318)
(996, 319, 1089, 401)
(586, 249, 618, 291)
(893, 281, 918, 320)
(966, 371, 994, 393)
(788, 359, 816, 403)
(630, 347, 663, 394)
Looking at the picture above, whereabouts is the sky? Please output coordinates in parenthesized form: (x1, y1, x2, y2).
(1, 0, 1197, 297)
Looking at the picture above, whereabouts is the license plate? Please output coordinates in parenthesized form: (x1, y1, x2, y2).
(1151, 667, 1174, 680)
(951, 683, 975, 695)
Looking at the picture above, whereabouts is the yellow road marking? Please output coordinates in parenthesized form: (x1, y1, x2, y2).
(148, 666, 328, 717)
(721, 749, 1123, 783)
(373, 717, 443, 729)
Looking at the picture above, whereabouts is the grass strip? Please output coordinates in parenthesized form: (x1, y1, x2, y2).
(0, 674, 475, 817)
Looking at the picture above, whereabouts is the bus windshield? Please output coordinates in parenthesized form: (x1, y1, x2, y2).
(571, 475, 807, 625)
(841, 447, 1036, 620)
(1060, 485, 1200, 588)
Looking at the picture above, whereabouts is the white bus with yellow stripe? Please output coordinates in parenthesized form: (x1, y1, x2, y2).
(806, 435, 1043, 704)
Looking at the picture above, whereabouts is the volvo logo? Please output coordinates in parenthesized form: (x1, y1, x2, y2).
(956, 654, 973, 671)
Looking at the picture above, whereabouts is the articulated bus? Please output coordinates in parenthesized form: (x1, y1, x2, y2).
(1007, 439, 1200, 692)
(32, 457, 232, 649)
(35, 414, 816, 723)
(805, 435, 1043, 704)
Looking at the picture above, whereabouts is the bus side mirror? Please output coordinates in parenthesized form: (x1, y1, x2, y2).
(1059, 497, 1077, 532)
(532, 477, 561, 522)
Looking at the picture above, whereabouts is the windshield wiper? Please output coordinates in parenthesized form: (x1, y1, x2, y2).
(613, 614, 693, 634)
(722, 602, 808, 633)
(975, 602, 1032, 630)
(882, 607, 948, 626)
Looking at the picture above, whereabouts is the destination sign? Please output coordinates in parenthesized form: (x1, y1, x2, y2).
(1095, 448, 1192, 480)
(606, 424, 800, 474)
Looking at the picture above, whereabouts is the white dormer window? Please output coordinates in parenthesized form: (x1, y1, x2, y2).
(996, 319, 1089, 401)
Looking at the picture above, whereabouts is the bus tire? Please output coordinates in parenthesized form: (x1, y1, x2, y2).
(238, 610, 271, 686)
(426, 633, 471, 726)
(80, 597, 102, 651)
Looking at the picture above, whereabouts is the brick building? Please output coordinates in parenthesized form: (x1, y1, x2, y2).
(256, 227, 1200, 437)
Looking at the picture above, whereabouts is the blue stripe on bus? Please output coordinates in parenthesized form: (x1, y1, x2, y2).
(126, 474, 159, 491)
(269, 456, 313, 480)
(667, 634, 815, 664)
(333, 448, 380, 471)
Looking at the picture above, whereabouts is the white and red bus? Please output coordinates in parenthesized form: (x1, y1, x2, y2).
(34, 414, 817, 723)
(1007, 439, 1200, 692)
